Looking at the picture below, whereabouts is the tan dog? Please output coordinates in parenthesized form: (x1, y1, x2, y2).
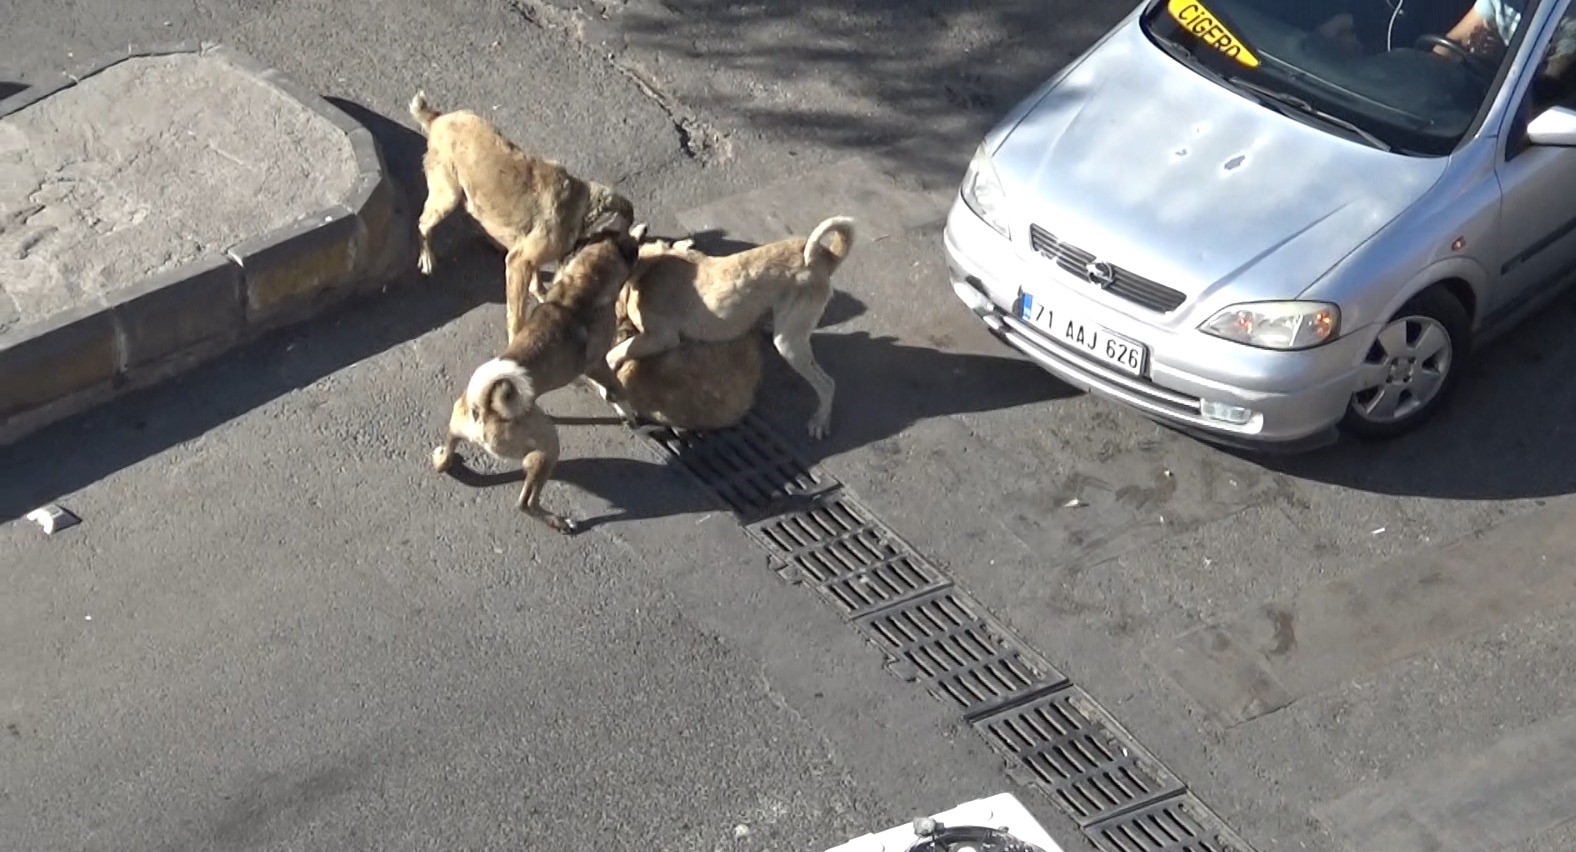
(611, 262, 762, 432)
(607, 216, 855, 438)
(409, 90, 636, 341)
(431, 227, 640, 534)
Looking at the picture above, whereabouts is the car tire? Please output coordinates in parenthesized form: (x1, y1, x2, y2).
(1339, 287, 1470, 441)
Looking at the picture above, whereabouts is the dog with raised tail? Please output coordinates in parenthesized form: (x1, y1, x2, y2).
(608, 240, 764, 432)
(608, 216, 856, 439)
(409, 89, 635, 342)
(432, 221, 640, 534)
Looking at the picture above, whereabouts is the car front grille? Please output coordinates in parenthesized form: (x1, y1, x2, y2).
(1028, 224, 1187, 314)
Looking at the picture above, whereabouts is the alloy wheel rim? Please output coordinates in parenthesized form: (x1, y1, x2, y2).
(1351, 315, 1452, 425)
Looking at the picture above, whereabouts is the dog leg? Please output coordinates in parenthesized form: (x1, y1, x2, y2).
(518, 448, 576, 535)
(417, 160, 463, 276)
(604, 327, 680, 373)
(772, 301, 836, 439)
(505, 235, 553, 342)
(431, 434, 460, 472)
(584, 359, 638, 423)
(504, 249, 541, 344)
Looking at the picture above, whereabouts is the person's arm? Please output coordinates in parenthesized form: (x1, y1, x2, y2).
(1443, 3, 1494, 55)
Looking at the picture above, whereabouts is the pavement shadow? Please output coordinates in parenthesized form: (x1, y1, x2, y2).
(0, 252, 502, 523)
(325, 97, 426, 201)
(614, 0, 1131, 186)
(0, 99, 510, 523)
(1237, 290, 1576, 500)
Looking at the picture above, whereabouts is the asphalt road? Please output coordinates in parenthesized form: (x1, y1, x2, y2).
(8, 2, 1576, 851)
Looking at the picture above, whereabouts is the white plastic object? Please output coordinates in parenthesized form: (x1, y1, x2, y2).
(820, 793, 1065, 852)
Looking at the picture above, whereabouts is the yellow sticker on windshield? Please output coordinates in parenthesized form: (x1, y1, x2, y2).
(1167, 0, 1261, 68)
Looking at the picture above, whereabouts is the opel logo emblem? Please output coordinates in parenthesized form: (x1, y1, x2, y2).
(1085, 260, 1117, 288)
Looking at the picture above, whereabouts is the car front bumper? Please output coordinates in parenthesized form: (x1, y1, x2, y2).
(942, 197, 1364, 454)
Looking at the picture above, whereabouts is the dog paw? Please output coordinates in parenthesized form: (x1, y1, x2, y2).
(431, 445, 456, 472)
(807, 413, 831, 440)
(673, 238, 695, 252)
(631, 222, 649, 241)
(630, 422, 667, 439)
(539, 513, 580, 535)
(417, 249, 435, 276)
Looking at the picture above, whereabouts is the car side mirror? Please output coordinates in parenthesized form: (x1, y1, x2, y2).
(1526, 105, 1576, 146)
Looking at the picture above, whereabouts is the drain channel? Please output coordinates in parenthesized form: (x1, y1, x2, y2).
(623, 411, 1252, 852)
(974, 688, 1183, 827)
(1086, 794, 1253, 852)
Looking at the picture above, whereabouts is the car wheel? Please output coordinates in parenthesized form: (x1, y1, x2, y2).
(1340, 288, 1470, 440)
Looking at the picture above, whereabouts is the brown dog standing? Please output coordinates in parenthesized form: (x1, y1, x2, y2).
(608, 216, 855, 439)
(432, 225, 639, 534)
(610, 258, 763, 432)
(409, 90, 635, 341)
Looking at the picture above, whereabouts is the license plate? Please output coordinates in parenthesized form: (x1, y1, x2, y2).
(1019, 291, 1148, 377)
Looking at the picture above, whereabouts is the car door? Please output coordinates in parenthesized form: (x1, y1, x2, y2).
(1493, 0, 1576, 313)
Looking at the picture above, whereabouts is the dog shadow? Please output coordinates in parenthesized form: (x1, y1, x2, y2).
(439, 453, 723, 532)
(0, 81, 25, 100)
(557, 327, 1074, 527)
(761, 328, 1074, 461)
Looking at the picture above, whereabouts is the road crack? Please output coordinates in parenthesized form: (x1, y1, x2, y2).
(504, 0, 731, 163)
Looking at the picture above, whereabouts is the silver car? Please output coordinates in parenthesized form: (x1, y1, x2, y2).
(944, 0, 1576, 452)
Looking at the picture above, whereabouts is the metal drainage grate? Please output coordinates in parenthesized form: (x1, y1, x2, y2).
(855, 588, 1068, 719)
(756, 499, 950, 618)
(610, 392, 1256, 852)
(1088, 794, 1250, 852)
(645, 411, 835, 519)
(753, 498, 871, 556)
(974, 687, 1184, 828)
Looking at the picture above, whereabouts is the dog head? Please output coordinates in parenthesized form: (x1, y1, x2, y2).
(570, 209, 640, 267)
(551, 227, 640, 312)
(583, 184, 635, 241)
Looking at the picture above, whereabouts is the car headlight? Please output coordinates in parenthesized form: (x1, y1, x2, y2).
(1200, 301, 1341, 350)
(960, 146, 1011, 239)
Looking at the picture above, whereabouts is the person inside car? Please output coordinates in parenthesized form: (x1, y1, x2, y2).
(1442, 0, 1576, 76)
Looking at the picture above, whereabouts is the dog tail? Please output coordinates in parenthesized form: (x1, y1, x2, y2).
(409, 90, 442, 134)
(803, 216, 857, 272)
(465, 358, 536, 418)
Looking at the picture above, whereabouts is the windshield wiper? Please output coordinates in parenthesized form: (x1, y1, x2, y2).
(1151, 30, 1219, 78)
(1225, 76, 1397, 152)
(1148, 26, 1399, 153)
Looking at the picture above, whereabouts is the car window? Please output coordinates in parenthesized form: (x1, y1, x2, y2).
(1142, 0, 1549, 155)
(1526, 3, 1576, 109)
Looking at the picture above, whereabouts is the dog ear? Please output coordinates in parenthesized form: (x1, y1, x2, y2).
(619, 238, 640, 266)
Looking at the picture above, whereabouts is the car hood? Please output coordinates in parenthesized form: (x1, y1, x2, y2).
(991, 20, 1448, 310)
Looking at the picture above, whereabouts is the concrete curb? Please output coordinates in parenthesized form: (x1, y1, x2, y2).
(0, 42, 405, 446)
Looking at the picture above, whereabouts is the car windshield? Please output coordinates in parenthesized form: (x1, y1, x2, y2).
(1141, 0, 1551, 155)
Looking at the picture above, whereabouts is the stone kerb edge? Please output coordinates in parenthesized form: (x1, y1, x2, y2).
(0, 43, 400, 445)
